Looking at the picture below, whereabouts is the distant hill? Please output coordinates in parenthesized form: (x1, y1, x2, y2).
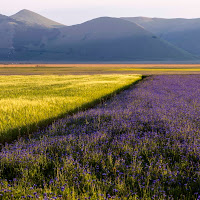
(123, 17, 200, 56)
(37, 17, 195, 61)
(0, 14, 19, 59)
(0, 13, 197, 61)
(11, 9, 65, 28)
(0, 14, 60, 61)
(0, 14, 9, 21)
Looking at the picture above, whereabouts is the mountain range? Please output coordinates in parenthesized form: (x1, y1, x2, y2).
(0, 9, 199, 62)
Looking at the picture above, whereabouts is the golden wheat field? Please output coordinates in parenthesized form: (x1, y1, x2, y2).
(0, 74, 142, 143)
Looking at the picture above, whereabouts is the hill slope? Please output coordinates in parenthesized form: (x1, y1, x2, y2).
(0, 14, 60, 61)
(11, 9, 65, 28)
(39, 17, 195, 61)
(0, 14, 19, 59)
(0, 15, 196, 61)
(123, 17, 200, 56)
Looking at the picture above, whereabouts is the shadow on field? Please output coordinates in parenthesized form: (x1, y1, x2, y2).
(0, 76, 147, 146)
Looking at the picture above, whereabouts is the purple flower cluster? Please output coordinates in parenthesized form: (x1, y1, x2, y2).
(0, 75, 200, 199)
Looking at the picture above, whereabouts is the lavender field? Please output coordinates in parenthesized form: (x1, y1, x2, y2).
(0, 75, 200, 199)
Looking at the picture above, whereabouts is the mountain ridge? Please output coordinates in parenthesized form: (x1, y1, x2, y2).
(16, 17, 196, 61)
(0, 10, 198, 61)
(122, 17, 200, 56)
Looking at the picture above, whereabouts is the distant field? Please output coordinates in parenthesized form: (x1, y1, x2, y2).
(0, 74, 141, 143)
(0, 64, 200, 75)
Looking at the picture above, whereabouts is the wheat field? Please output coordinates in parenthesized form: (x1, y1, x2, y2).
(0, 74, 141, 143)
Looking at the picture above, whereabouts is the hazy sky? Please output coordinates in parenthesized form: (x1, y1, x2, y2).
(1, 0, 200, 25)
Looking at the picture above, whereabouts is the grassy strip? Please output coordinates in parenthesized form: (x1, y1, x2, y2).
(1, 64, 200, 76)
(113, 68, 200, 71)
(0, 74, 142, 143)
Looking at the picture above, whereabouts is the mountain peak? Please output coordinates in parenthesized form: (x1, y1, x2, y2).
(17, 9, 32, 13)
(10, 9, 65, 28)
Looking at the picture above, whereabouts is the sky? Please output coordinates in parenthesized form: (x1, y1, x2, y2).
(1, 0, 200, 25)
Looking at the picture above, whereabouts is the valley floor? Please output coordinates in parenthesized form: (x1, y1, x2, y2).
(0, 64, 200, 75)
(0, 75, 200, 199)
